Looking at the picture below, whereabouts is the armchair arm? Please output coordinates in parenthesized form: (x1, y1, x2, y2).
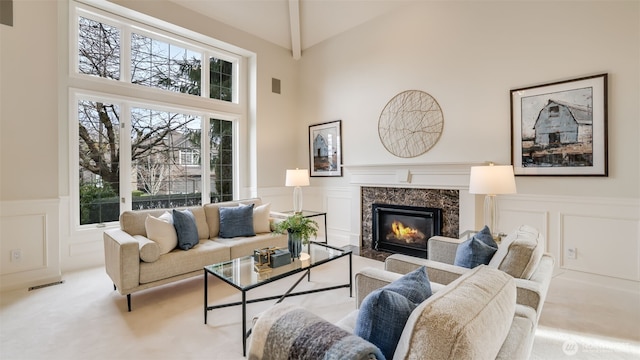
(249, 303, 384, 360)
(384, 254, 468, 286)
(514, 254, 554, 320)
(103, 228, 141, 294)
(427, 235, 464, 264)
(355, 267, 403, 308)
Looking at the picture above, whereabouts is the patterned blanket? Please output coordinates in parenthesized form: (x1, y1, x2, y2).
(249, 303, 385, 360)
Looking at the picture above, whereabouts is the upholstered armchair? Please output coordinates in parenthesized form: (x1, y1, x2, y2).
(384, 225, 554, 321)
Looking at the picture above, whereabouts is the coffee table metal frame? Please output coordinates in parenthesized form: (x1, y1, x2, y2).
(203, 241, 352, 356)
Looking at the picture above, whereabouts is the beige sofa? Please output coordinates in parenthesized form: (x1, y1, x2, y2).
(103, 198, 287, 311)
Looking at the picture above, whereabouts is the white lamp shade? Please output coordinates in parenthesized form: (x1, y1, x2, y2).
(469, 165, 517, 195)
(285, 169, 310, 187)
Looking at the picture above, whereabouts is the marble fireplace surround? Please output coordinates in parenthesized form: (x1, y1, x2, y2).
(345, 163, 479, 260)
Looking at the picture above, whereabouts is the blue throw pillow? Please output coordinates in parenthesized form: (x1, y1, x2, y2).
(173, 209, 199, 250)
(475, 225, 498, 247)
(454, 226, 498, 268)
(354, 266, 432, 360)
(355, 290, 417, 360)
(382, 264, 432, 304)
(219, 204, 256, 238)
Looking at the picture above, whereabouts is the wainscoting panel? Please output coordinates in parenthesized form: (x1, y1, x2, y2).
(560, 214, 639, 281)
(499, 194, 640, 290)
(324, 187, 352, 247)
(0, 199, 61, 291)
(0, 213, 47, 274)
(498, 207, 550, 251)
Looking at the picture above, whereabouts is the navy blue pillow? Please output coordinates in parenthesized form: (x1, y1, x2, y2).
(354, 266, 432, 359)
(454, 225, 498, 268)
(173, 209, 199, 250)
(219, 204, 256, 238)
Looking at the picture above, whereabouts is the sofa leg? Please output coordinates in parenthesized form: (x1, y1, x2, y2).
(127, 294, 132, 312)
(113, 283, 116, 291)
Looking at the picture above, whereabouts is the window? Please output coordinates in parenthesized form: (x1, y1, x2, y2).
(72, 2, 244, 226)
(210, 118, 233, 202)
(130, 33, 202, 95)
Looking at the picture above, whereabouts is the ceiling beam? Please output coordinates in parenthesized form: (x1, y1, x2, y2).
(288, 0, 301, 60)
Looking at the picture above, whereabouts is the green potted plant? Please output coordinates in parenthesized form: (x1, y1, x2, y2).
(273, 213, 319, 258)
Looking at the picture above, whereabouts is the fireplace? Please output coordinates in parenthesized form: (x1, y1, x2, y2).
(360, 187, 458, 261)
(372, 203, 442, 258)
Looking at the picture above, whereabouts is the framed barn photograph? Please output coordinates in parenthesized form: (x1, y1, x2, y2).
(510, 74, 608, 176)
(309, 120, 342, 177)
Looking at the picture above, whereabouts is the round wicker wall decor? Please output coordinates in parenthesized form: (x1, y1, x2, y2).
(378, 90, 444, 158)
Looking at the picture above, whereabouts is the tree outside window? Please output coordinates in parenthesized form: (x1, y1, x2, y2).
(75, 8, 237, 225)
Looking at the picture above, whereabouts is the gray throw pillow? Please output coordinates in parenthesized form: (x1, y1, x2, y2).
(172, 209, 199, 250)
(454, 225, 498, 268)
(354, 266, 432, 359)
(219, 204, 256, 238)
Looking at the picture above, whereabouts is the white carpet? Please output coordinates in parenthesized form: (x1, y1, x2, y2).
(1, 254, 638, 359)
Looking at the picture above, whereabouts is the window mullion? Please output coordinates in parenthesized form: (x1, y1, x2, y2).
(201, 113, 211, 204)
(119, 103, 132, 212)
(121, 25, 131, 86)
(203, 52, 210, 99)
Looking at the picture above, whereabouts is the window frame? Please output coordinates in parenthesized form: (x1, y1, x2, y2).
(69, 1, 247, 230)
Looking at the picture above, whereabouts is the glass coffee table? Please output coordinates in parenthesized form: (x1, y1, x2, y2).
(203, 241, 352, 356)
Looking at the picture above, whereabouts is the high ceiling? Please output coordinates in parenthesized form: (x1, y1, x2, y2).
(166, 0, 409, 59)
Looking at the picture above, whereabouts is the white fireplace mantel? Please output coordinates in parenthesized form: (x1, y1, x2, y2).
(343, 162, 485, 190)
(341, 162, 482, 236)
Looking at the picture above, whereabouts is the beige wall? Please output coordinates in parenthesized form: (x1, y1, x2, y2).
(1, 0, 60, 201)
(299, 0, 639, 198)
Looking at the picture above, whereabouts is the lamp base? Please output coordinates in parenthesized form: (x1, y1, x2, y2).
(293, 186, 303, 213)
(483, 194, 498, 238)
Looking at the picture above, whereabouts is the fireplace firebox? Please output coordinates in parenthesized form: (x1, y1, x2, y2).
(372, 203, 442, 258)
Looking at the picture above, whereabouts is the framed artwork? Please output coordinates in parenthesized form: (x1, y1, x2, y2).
(510, 73, 608, 176)
(309, 120, 342, 177)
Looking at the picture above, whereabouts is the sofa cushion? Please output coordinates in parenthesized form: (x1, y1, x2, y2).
(394, 266, 516, 360)
(354, 266, 432, 359)
(489, 225, 544, 279)
(144, 212, 178, 254)
(499, 238, 544, 279)
(189, 206, 210, 240)
(173, 209, 199, 250)
(139, 239, 230, 284)
(253, 203, 272, 234)
(454, 226, 498, 268)
(134, 235, 161, 262)
(219, 204, 256, 238)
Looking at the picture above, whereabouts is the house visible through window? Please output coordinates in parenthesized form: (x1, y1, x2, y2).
(72, 2, 243, 226)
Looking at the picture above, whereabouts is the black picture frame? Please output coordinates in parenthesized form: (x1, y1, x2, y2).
(309, 120, 342, 177)
(510, 74, 608, 176)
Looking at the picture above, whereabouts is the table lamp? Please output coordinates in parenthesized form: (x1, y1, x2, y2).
(469, 163, 517, 238)
(285, 168, 309, 213)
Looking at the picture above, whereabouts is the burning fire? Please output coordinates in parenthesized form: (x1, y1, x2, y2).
(389, 220, 425, 243)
